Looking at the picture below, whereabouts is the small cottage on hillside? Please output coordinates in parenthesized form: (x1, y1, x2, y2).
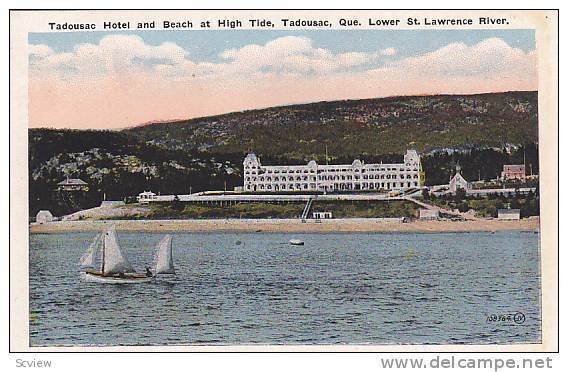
(57, 178, 88, 192)
(501, 165, 526, 181)
(137, 191, 157, 204)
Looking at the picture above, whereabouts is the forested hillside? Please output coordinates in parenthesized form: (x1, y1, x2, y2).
(127, 91, 538, 160)
(29, 91, 539, 217)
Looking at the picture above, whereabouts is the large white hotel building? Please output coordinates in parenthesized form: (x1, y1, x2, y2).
(243, 150, 422, 192)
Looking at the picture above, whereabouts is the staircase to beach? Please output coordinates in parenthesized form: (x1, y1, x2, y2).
(301, 197, 315, 220)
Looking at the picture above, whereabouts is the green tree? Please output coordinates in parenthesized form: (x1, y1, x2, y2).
(172, 195, 184, 211)
(454, 187, 467, 202)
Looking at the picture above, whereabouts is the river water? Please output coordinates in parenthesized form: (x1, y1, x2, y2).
(29, 231, 541, 346)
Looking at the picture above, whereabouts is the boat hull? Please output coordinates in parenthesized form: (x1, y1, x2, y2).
(82, 271, 154, 284)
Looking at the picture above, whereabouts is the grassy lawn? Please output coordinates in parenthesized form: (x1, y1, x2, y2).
(111, 200, 421, 219)
(310, 200, 419, 218)
(144, 202, 305, 219)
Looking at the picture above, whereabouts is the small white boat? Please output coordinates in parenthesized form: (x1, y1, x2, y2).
(80, 229, 175, 284)
(289, 239, 305, 246)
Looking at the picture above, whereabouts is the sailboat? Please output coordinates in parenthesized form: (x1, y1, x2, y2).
(153, 234, 176, 278)
(80, 229, 175, 284)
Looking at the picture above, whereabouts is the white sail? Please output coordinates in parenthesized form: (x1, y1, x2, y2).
(102, 229, 136, 275)
(80, 233, 101, 268)
(154, 235, 175, 275)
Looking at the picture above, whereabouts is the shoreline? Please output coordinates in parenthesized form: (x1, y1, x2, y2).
(29, 217, 540, 234)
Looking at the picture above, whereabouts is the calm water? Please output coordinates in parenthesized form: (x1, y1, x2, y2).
(29, 231, 541, 346)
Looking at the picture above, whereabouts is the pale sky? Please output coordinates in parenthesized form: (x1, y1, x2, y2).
(28, 30, 537, 130)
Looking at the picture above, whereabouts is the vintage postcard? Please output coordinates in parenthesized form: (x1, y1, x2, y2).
(9, 9, 558, 352)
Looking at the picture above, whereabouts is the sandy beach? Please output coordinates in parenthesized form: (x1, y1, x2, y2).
(29, 217, 540, 234)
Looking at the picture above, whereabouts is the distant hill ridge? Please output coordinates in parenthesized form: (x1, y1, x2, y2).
(125, 91, 538, 159)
